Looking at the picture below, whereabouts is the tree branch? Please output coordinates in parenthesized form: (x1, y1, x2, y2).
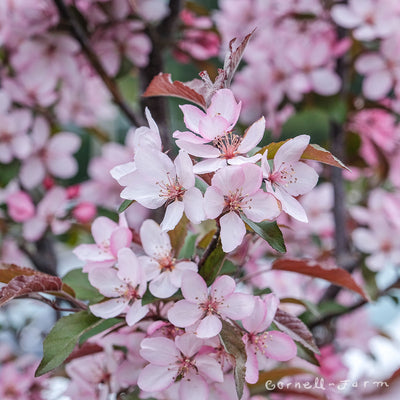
(53, 0, 145, 127)
(198, 225, 221, 270)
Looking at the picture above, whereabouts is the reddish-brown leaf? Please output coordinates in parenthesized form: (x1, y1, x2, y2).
(0, 274, 63, 307)
(0, 263, 75, 298)
(272, 258, 369, 300)
(142, 73, 206, 109)
(274, 308, 319, 354)
(65, 342, 103, 363)
(258, 141, 349, 170)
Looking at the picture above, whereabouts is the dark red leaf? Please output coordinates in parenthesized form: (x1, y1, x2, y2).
(142, 73, 206, 109)
(274, 309, 319, 354)
(272, 258, 369, 300)
(65, 342, 103, 363)
(0, 274, 63, 307)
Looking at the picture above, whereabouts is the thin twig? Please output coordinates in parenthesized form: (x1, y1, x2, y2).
(53, 0, 145, 127)
(198, 225, 221, 270)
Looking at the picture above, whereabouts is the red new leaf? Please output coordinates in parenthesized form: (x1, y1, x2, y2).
(272, 258, 369, 300)
(274, 308, 319, 354)
(259, 141, 349, 170)
(0, 263, 75, 298)
(142, 73, 206, 109)
(0, 274, 63, 307)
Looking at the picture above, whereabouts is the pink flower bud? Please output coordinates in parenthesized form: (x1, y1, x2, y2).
(72, 202, 97, 223)
(7, 191, 35, 222)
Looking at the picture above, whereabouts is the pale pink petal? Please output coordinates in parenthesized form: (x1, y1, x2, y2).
(183, 187, 205, 224)
(48, 132, 81, 153)
(175, 140, 220, 158)
(175, 333, 203, 357)
(47, 155, 78, 179)
(135, 150, 175, 179)
(366, 252, 387, 272)
(243, 190, 281, 222)
(241, 163, 263, 195)
(173, 130, 209, 144)
(196, 314, 222, 338)
(331, 5, 362, 28)
(311, 69, 341, 95)
(20, 157, 45, 189)
(198, 115, 230, 141)
(204, 186, 225, 218)
(263, 331, 297, 361)
(274, 135, 310, 168)
(23, 217, 47, 241)
(261, 151, 271, 176)
(180, 104, 206, 133)
(51, 219, 71, 235)
(140, 219, 171, 258)
(73, 244, 114, 262)
(219, 293, 255, 320)
(110, 162, 136, 183)
(110, 227, 132, 257)
(117, 248, 141, 284)
(363, 71, 393, 100)
(207, 89, 241, 127)
(274, 187, 308, 222)
(220, 211, 246, 253)
(226, 154, 262, 166)
(11, 135, 31, 160)
(211, 165, 244, 194)
(196, 354, 224, 383)
(210, 275, 236, 301)
(137, 364, 176, 392)
(149, 272, 178, 298)
(145, 107, 160, 136)
(126, 301, 149, 326)
(88, 267, 122, 297)
(260, 293, 279, 332)
(352, 228, 379, 253)
(92, 217, 118, 245)
(161, 200, 185, 231)
(237, 117, 265, 153)
(168, 300, 204, 327)
(181, 271, 208, 302)
(90, 298, 128, 319)
(140, 337, 179, 365)
(284, 162, 319, 196)
(193, 158, 226, 174)
(179, 374, 208, 400)
(174, 150, 195, 188)
(355, 53, 386, 74)
(139, 256, 161, 281)
(242, 297, 268, 333)
(245, 343, 259, 384)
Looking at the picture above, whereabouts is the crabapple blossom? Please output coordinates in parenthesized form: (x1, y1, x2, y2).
(139, 219, 198, 298)
(204, 163, 281, 252)
(6, 191, 35, 223)
(174, 89, 265, 173)
(262, 135, 319, 223)
(168, 271, 255, 338)
(138, 333, 223, 399)
(19, 117, 81, 189)
(242, 295, 297, 384)
(119, 149, 204, 231)
(89, 248, 149, 326)
(22, 187, 71, 241)
(73, 215, 132, 272)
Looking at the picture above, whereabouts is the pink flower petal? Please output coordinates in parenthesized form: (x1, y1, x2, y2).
(175, 140, 220, 158)
(179, 374, 208, 400)
(274, 187, 308, 222)
(331, 5, 362, 28)
(243, 190, 281, 222)
(311, 69, 341, 96)
(73, 244, 114, 262)
(180, 104, 206, 133)
(137, 364, 176, 392)
(193, 158, 226, 174)
(263, 331, 297, 361)
(117, 248, 141, 285)
(240, 163, 263, 195)
(203, 186, 225, 219)
(181, 271, 208, 302)
(90, 298, 127, 319)
(274, 135, 310, 168)
(88, 267, 122, 297)
(242, 297, 268, 333)
(160, 200, 185, 231)
(110, 227, 132, 257)
(363, 70, 393, 100)
(168, 300, 204, 327)
(196, 354, 224, 383)
(140, 337, 179, 365)
(140, 219, 171, 258)
(196, 314, 222, 338)
(210, 275, 236, 301)
(126, 301, 149, 326)
(211, 165, 244, 195)
(220, 211, 246, 253)
(91, 217, 118, 246)
(149, 271, 179, 298)
(183, 187, 205, 224)
(207, 89, 241, 127)
(219, 293, 255, 320)
(245, 342, 259, 384)
(175, 333, 203, 357)
(198, 115, 230, 141)
(237, 117, 265, 153)
(174, 150, 195, 188)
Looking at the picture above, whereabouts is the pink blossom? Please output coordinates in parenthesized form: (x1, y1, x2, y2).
(168, 271, 255, 338)
(6, 191, 35, 222)
(72, 202, 97, 224)
(19, 117, 81, 189)
(242, 295, 297, 384)
(204, 164, 281, 252)
(23, 187, 70, 241)
(174, 89, 265, 173)
(262, 135, 319, 223)
(138, 333, 223, 398)
(89, 248, 149, 326)
(73, 215, 132, 271)
(119, 149, 204, 231)
(139, 219, 198, 298)
(331, 0, 398, 41)
(133, 0, 170, 22)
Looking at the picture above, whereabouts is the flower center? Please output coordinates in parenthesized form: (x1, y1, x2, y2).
(176, 356, 196, 380)
(253, 332, 272, 356)
(159, 255, 176, 272)
(120, 283, 140, 301)
(213, 131, 242, 159)
(157, 172, 185, 201)
(224, 188, 248, 213)
(269, 161, 297, 188)
(200, 297, 220, 315)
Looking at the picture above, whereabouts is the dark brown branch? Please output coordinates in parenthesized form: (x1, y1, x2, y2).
(53, 0, 145, 127)
(198, 224, 221, 269)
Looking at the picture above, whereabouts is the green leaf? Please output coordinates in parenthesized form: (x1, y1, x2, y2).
(219, 319, 247, 400)
(62, 268, 103, 304)
(199, 242, 226, 285)
(195, 176, 209, 194)
(241, 216, 286, 253)
(79, 318, 123, 345)
(0, 160, 20, 188)
(296, 342, 320, 367)
(36, 311, 101, 376)
(118, 199, 135, 213)
(178, 233, 199, 259)
(168, 215, 189, 257)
